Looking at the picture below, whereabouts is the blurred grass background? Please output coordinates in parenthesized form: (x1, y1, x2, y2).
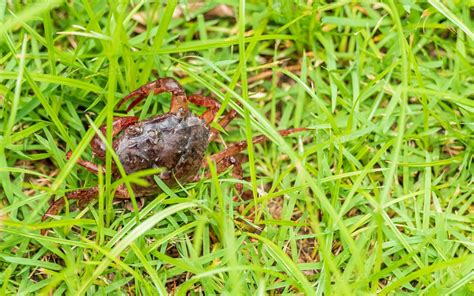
(0, 0, 473, 294)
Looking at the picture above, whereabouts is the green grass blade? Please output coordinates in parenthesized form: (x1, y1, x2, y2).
(78, 202, 197, 294)
(428, 0, 474, 40)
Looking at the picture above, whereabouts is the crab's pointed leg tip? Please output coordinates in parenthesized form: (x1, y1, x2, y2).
(117, 100, 126, 109)
(117, 93, 135, 109)
(40, 229, 47, 235)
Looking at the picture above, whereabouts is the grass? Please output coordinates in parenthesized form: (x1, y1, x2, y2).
(0, 0, 473, 294)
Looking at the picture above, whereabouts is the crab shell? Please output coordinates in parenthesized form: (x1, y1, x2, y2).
(113, 110, 209, 195)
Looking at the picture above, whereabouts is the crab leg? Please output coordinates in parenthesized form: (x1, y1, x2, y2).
(41, 184, 131, 234)
(66, 151, 105, 175)
(187, 94, 239, 141)
(192, 154, 246, 199)
(208, 98, 243, 142)
(214, 154, 245, 195)
(42, 187, 99, 222)
(203, 129, 306, 200)
(117, 78, 188, 113)
(205, 128, 307, 165)
(40, 187, 100, 234)
(208, 108, 238, 142)
(215, 154, 254, 202)
(187, 94, 221, 124)
(47, 117, 136, 221)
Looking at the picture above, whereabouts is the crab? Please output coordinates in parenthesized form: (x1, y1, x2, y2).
(42, 77, 306, 228)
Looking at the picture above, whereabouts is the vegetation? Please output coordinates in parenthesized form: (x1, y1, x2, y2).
(0, 1, 473, 294)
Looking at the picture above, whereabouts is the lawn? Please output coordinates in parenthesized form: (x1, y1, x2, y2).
(0, 0, 473, 295)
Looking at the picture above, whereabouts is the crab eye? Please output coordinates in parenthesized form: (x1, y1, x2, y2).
(176, 107, 188, 118)
(128, 125, 143, 136)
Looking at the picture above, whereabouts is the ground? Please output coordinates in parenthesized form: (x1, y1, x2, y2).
(0, 1, 473, 295)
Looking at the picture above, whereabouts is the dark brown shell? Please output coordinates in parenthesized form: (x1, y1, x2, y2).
(114, 111, 209, 195)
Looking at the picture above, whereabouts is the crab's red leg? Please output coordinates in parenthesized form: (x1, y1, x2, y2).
(192, 154, 246, 199)
(213, 154, 245, 195)
(43, 187, 99, 218)
(40, 184, 133, 235)
(91, 116, 138, 159)
(187, 94, 221, 124)
(201, 129, 307, 204)
(209, 99, 241, 142)
(40, 186, 99, 234)
(117, 77, 188, 113)
(65, 151, 105, 175)
(208, 109, 238, 142)
(214, 154, 254, 202)
(205, 128, 307, 165)
(187, 94, 240, 141)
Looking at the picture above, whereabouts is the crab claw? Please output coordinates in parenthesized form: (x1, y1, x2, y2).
(118, 77, 188, 113)
(117, 85, 151, 111)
